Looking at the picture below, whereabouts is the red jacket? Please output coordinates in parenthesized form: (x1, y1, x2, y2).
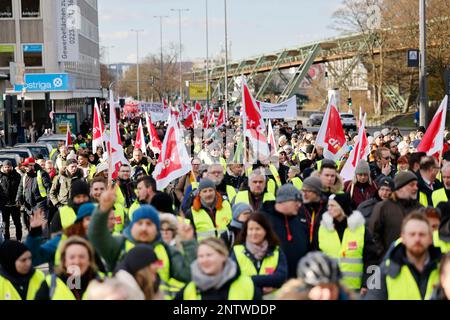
(344, 180, 378, 209)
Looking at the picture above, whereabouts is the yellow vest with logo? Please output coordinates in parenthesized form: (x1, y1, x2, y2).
(124, 241, 184, 300)
(291, 177, 303, 191)
(433, 230, 450, 254)
(113, 204, 126, 234)
(385, 263, 440, 300)
(0, 270, 45, 300)
(59, 206, 77, 230)
(183, 275, 255, 300)
(432, 188, 448, 208)
(318, 224, 365, 290)
(233, 191, 276, 207)
(191, 201, 232, 241)
(233, 245, 280, 276)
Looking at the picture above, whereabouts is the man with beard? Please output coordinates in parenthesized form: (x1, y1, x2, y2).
(49, 159, 84, 209)
(114, 164, 136, 215)
(128, 176, 157, 221)
(16, 158, 52, 231)
(369, 171, 423, 261)
(129, 148, 152, 175)
(365, 213, 442, 300)
(0, 161, 22, 241)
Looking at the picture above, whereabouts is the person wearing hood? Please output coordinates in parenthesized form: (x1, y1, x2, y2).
(344, 160, 378, 209)
(88, 187, 197, 300)
(159, 213, 180, 249)
(113, 245, 162, 300)
(365, 213, 442, 300)
(0, 160, 22, 241)
(369, 171, 423, 261)
(434, 202, 450, 254)
(357, 176, 394, 221)
(185, 178, 233, 241)
(220, 203, 253, 250)
(16, 157, 52, 231)
(315, 193, 378, 293)
(49, 158, 85, 209)
(175, 238, 261, 300)
(0, 240, 45, 300)
(34, 236, 102, 300)
(231, 213, 288, 294)
(49, 179, 91, 233)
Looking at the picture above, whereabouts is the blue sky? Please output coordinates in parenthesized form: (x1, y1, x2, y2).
(98, 0, 343, 64)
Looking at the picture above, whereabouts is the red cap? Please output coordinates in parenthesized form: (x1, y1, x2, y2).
(23, 157, 35, 166)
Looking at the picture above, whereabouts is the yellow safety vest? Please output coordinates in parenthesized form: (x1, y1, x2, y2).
(226, 185, 237, 202)
(317, 160, 341, 171)
(88, 165, 97, 180)
(431, 188, 448, 208)
(291, 177, 303, 191)
(115, 186, 129, 214)
(318, 223, 365, 290)
(59, 206, 77, 230)
(113, 204, 126, 234)
(418, 191, 429, 207)
(385, 263, 440, 300)
(0, 270, 45, 300)
(23, 171, 47, 198)
(123, 241, 184, 300)
(128, 200, 140, 221)
(191, 201, 232, 241)
(54, 234, 68, 267)
(233, 191, 276, 207)
(49, 149, 58, 161)
(183, 275, 255, 300)
(433, 230, 450, 254)
(233, 245, 280, 276)
(45, 274, 92, 300)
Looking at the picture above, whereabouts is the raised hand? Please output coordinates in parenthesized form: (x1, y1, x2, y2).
(30, 208, 47, 229)
(99, 184, 118, 213)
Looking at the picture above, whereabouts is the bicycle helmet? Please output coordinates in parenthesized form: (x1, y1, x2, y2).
(297, 252, 342, 286)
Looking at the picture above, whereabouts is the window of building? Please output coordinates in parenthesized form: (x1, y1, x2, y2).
(0, 45, 14, 68)
(23, 44, 43, 67)
(21, 0, 40, 18)
(0, 0, 13, 18)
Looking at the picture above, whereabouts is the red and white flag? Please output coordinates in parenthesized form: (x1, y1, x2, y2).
(108, 93, 129, 181)
(418, 95, 448, 157)
(340, 113, 369, 182)
(92, 99, 104, 153)
(183, 110, 195, 129)
(135, 119, 147, 155)
(242, 79, 269, 158)
(316, 94, 347, 161)
(65, 123, 72, 148)
(146, 112, 162, 154)
(203, 106, 211, 129)
(267, 120, 278, 156)
(153, 116, 192, 191)
(182, 103, 190, 119)
(216, 108, 225, 128)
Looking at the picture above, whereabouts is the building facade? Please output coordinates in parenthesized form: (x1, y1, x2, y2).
(0, 0, 102, 140)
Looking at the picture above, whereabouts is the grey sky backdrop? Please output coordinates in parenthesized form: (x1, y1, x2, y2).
(98, 0, 344, 64)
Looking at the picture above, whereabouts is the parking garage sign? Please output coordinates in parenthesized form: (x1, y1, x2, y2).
(14, 73, 71, 92)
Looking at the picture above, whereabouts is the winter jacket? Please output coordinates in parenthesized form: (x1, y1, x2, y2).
(262, 204, 310, 279)
(298, 198, 328, 251)
(87, 206, 197, 281)
(49, 168, 84, 207)
(16, 167, 51, 210)
(220, 226, 242, 250)
(365, 242, 442, 300)
(0, 170, 21, 207)
(344, 180, 378, 209)
(311, 170, 343, 198)
(223, 170, 247, 191)
(174, 173, 199, 202)
(230, 245, 288, 289)
(369, 162, 396, 182)
(416, 172, 443, 207)
(369, 198, 423, 262)
(357, 196, 382, 222)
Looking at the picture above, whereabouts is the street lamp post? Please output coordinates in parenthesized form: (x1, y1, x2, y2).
(224, 0, 229, 119)
(154, 16, 168, 101)
(171, 8, 189, 102)
(130, 29, 144, 101)
(205, 0, 210, 105)
(419, 0, 428, 127)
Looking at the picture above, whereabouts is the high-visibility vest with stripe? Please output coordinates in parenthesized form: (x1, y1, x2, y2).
(0, 270, 45, 300)
(59, 206, 77, 230)
(45, 274, 95, 300)
(115, 186, 130, 214)
(432, 188, 448, 208)
(291, 177, 303, 191)
(183, 275, 255, 300)
(191, 201, 232, 241)
(385, 261, 439, 300)
(433, 230, 450, 254)
(318, 224, 365, 290)
(233, 191, 276, 207)
(123, 241, 184, 300)
(418, 192, 429, 207)
(23, 171, 47, 198)
(233, 245, 280, 276)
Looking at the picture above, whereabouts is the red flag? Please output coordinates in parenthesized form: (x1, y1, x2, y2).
(108, 94, 129, 180)
(147, 113, 162, 154)
(418, 96, 448, 157)
(183, 110, 195, 129)
(267, 120, 278, 156)
(203, 106, 211, 129)
(65, 123, 72, 148)
(135, 119, 147, 155)
(216, 108, 225, 127)
(92, 99, 104, 153)
(153, 116, 192, 191)
(316, 94, 347, 161)
(242, 79, 269, 158)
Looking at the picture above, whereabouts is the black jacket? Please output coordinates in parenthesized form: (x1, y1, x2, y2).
(369, 162, 396, 182)
(357, 194, 383, 222)
(16, 167, 52, 209)
(298, 198, 328, 251)
(223, 172, 247, 191)
(0, 170, 22, 206)
(263, 203, 310, 279)
(416, 172, 443, 206)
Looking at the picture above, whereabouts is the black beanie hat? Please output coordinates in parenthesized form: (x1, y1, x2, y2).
(151, 192, 174, 214)
(70, 180, 90, 199)
(0, 240, 30, 277)
(329, 193, 353, 217)
(114, 245, 158, 276)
